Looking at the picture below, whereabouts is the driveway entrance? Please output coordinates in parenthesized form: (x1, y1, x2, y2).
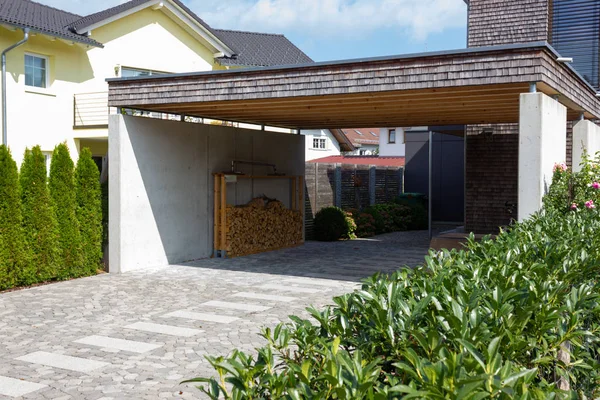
(0, 232, 428, 399)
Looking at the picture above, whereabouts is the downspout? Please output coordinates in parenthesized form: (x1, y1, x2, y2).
(2, 28, 29, 146)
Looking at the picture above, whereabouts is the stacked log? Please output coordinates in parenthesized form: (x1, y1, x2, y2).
(226, 197, 303, 257)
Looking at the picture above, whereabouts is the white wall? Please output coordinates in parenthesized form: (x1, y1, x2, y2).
(302, 129, 341, 161)
(379, 128, 406, 157)
(518, 92, 566, 221)
(109, 114, 304, 273)
(573, 120, 600, 171)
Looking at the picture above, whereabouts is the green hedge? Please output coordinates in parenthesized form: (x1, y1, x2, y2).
(75, 148, 103, 275)
(188, 158, 600, 398)
(0, 144, 102, 291)
(0, 146, 29, 290)
(20, 146, 60, 284)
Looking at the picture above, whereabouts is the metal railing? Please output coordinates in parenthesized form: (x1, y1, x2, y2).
(74, 92, 109, 129)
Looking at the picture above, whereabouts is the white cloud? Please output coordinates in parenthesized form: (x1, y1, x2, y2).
(35, 0, 466, 40)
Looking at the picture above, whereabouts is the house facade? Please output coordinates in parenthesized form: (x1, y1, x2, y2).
(0, 0, 312, 166)
(379, 128, 406, 157)
(301, 129, 354, 161)
(342, 128, 379, 155)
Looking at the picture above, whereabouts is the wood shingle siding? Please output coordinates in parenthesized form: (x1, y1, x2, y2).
(107, 44, 600, 129)
(468, 0, 551, 47)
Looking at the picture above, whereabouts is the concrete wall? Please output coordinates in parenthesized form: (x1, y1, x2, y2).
(573, 120, 600, 171)
(302, 129, 341, 161)
(109, 114, 304, 273)
(379, 128, 406, 157)
(518, 92, 567, 221)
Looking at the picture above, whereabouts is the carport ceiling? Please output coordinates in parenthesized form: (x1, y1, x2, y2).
(107, 42, 600, 129)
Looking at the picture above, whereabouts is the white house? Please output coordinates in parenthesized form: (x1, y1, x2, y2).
(379, 128, 407, 157)
(342, 128, 380, 155)
(302, 129, 353, 161)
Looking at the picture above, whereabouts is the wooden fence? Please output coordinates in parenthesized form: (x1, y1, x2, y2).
(305, 162, 404, 237)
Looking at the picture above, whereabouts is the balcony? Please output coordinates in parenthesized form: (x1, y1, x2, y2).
(74, 92, 109, 129)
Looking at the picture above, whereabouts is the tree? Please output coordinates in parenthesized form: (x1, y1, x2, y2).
(0, 146, 29, 289)
(49, 143, 83, 278)
(75, 148, 102, 275)
(20, 146, 60, 283)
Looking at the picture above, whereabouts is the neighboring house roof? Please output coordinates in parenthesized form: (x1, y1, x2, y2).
(0, 0, 312, 68)
(308, 155, 405, 167)
(342, 128, 380, 147)
(0, 0, 103, 47)
(328, 129, 354, 152)
(214, 29, 313, 67)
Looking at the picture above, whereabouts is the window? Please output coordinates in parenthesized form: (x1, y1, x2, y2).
(313, 138, 327, 149)
(25, 54, 48, 88)
(121, 67, 167, 78)
(389, 129, 396, 144)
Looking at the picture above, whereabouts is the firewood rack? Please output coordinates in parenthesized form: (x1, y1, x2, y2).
(213, 173, 304, 258)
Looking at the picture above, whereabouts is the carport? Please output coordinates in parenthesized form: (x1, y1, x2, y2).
(106, 41, 600, 273)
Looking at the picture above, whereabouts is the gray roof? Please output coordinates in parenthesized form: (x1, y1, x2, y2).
(0, 0, 313, 67)
(0, 0, 102, 46)
(214, 29, 313, 67)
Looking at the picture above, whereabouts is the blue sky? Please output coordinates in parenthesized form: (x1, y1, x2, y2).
(38, 0, 468, 62)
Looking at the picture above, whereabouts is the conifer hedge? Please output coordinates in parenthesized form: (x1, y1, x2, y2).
(75, 148, 103, 275)
(20, 146, 60, 284)
(0, 146, 29, 290)
(49, 143, 84, 278)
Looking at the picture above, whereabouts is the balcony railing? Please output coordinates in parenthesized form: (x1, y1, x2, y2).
(74, 92, 109, 129)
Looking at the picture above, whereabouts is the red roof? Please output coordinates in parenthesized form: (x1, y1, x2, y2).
(341, 128, 380, 146)
(308, 155, 405, 167)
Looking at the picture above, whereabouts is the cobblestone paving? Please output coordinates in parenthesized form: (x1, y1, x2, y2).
(0, 232, 430, 399)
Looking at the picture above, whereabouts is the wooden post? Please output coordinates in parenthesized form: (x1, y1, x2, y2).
(213, 174, 220, 255)
(220, 175, 227, 257)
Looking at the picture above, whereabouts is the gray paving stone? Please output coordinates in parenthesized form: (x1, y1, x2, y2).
(125, 322, 203, 337)
(0, 231, 430, 398)
(0, 375, 47, 397)
(199, 300, 271, 312)
(74, 336, 163, 354)
(163, 310, 239, 324)
(258, 284, 322, 294)
(16, 351, 109, 373)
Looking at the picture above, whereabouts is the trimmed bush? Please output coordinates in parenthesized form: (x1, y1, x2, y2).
(188, 157, 600, 398)
(313, 207, 356, 241)
(0, 146, 29, 290)
(348, 209, 377, 238)
(75, 148, 103, 275)
(49, 143, 83, 278)
(394, 196, 428, 230)
(101, 181, 109, 262)
(20, 146, 60, 284)
(364, 203, 412, 234)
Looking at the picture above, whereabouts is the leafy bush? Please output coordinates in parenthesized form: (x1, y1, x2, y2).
(544, 154, 600, 213)
(394, 196, 428, 231)
(348, 210, 377, 238)
(187, 162, 600, 397)
(19, 146, 60, 284)
(0, 146, 29, 290)
(75, 148, 103, 275)
(101, 181, 109, 262)
(364, 204, 412, 234)
(313, 207, 356, 241)
(49, 143, 84, 278)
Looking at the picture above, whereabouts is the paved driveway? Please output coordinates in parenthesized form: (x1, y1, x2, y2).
(0, 232, 430, 399)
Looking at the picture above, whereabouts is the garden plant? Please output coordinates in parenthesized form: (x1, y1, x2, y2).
(187, 155, 600, 398)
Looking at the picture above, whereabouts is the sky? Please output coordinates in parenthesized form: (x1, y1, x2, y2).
(37, 0, 468, 62)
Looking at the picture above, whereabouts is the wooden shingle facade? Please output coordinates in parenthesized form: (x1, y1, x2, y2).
(468, 0, 551, 47)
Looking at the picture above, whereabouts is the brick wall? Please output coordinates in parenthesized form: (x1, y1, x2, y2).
(466, 125, 519, 233)
(468, 0, 551, 47)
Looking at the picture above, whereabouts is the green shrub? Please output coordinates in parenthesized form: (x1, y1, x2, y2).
(187, 160, 600, 398)
(544, 155, 600, 213)
(75, 148, 102, 275)
(19, 146, 60, 284)
(364, 203, 412, 234)
(394, 196, 428, 230)
(348, 209, 377, 238)
(49, 143, 83, 278)
(101, 181, 109, 262)
(313, 207, 356, 241)
(0, 146, 29, 290)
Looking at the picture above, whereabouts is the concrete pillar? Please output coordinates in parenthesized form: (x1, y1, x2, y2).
(518, 93, 567, 221)
(572, 120, 600, 172)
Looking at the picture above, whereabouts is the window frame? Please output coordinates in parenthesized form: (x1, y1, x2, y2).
(388, 129, 397, 144)
(24, 52, 50, 89)
(312, 137, 327, 150)
(120, 66, 169, 78)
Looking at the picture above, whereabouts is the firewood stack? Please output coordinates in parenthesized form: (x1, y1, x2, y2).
(226, 197, 303, 257)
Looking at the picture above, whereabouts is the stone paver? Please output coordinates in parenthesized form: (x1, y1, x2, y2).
(0, 231, 429, 399)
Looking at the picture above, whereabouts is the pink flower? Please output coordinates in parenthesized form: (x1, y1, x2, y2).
(554, 163, 568, 172)
(592, 182, 600, 190)
(571, 203, 578, 211)
(585, 200, 596, 209)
